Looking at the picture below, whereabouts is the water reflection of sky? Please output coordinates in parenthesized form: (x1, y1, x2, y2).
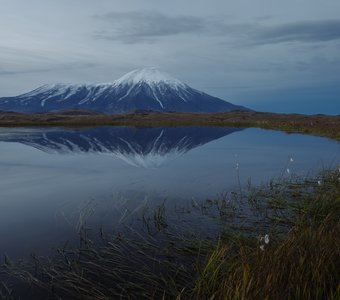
(0, 126, 339, 258)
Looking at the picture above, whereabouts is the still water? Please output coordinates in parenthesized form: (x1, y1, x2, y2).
(0, 126, 339, 258)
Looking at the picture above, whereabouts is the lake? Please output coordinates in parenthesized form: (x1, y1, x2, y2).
(0, 126, 339, 259)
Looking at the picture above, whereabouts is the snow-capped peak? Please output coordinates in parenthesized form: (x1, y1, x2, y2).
(0, 67, 250, 113)
(113, 67, 186, 88)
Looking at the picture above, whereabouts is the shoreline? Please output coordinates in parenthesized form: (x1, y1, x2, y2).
(0, 110, 340, 140)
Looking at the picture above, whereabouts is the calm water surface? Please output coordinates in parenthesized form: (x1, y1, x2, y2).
(0, 126, 339, 258)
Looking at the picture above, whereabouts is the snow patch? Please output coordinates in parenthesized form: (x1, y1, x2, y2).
(113, 67, 186, 89)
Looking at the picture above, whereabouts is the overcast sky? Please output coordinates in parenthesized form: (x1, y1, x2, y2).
(1, 0, 340, 114)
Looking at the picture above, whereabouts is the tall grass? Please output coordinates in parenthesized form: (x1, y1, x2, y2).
(190, 210, 339, 300)
(187, 170, 340, 300)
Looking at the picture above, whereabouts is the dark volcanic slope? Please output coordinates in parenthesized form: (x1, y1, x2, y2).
(0, 68, 249, 113)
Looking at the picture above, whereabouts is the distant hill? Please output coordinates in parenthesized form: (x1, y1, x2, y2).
(0, 67, 250, 113)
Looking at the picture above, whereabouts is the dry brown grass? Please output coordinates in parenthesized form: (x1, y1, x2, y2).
(0, 110, 339, 140)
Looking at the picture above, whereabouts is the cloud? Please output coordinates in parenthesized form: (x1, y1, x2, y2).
(0, 63, 96, 76)
(0, 68, 52, 76)
(93, 11, 206, 43)
(251, 19, 340, 45)
(94, 11, 340, 47)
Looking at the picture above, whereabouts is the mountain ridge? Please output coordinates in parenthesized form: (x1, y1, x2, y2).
(0, 67, 250, 113)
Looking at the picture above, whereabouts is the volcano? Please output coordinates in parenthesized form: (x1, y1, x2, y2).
(0, 67, 249, 113)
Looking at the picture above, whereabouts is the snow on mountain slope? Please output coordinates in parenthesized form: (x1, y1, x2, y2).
(0, 67, 250, 113)
(113, 67, 186, 88)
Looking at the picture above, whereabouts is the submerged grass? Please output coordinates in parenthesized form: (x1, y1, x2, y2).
(1, 170, 339, 299)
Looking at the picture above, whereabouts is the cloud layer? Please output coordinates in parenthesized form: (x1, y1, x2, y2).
(94, 11, 206, 43)
(93, 11, 340, 47)
(252, 19, 340, 45)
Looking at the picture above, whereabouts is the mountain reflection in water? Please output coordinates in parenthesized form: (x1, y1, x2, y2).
(0, 126, 243, 168)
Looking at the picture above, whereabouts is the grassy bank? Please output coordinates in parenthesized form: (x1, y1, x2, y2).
(1, 111, 340, 140)
(1, 170, 339, 299)
(189, 170, 340, 300)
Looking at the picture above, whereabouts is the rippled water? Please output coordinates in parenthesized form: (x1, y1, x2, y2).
(0, 126, 339, 258)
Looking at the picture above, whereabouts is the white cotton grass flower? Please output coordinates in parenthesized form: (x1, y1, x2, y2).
(317, 180, 322, 186)
(289, 156, 294, 162)
(259, 234, 270, 250)
(235, 162, 239, 170)
(264, 234, 269, 244)
(286, 168, 290, 174)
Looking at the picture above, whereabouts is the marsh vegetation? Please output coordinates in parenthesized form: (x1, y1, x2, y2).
(1, 169, 339, 299)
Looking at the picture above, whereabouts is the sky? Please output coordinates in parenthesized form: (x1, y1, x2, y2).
(0, 0, 340, 114)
